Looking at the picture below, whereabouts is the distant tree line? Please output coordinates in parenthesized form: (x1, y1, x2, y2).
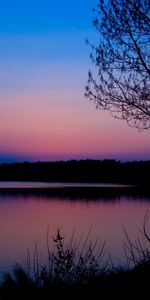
(0, 159, 149, 185)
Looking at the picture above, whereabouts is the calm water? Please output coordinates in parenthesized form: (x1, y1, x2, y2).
(0, 182, 150, 274)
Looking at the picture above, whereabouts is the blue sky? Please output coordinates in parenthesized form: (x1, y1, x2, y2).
(0, 0, 150, 162)
(0, 1, 94, 34)
(0, 1, 96, 91)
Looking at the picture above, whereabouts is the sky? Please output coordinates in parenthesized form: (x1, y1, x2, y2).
(0, 0, 150, 162)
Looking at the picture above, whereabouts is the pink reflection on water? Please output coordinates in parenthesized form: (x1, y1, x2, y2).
(0, 194, 150, 272)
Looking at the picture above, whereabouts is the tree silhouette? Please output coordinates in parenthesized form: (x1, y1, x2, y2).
(85, 0, 150, 130)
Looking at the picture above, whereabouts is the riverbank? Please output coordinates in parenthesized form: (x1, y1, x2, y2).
(0, 225, 150, 299)
(0, 248, 149, 299)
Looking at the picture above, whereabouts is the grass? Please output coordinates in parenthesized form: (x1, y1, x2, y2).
(1, 215, 150, 299)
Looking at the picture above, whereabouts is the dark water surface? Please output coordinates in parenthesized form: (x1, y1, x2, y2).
(0, 182, 150, 274)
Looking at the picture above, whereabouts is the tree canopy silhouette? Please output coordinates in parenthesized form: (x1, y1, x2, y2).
(85, 0, 150, 130)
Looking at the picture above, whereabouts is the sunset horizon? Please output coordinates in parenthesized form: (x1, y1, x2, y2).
(0, 0, 149, 163)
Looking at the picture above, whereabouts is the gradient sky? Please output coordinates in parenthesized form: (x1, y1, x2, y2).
(0, 0, 150, 162)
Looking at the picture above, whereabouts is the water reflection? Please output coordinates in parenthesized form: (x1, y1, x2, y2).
(0, 187, 150, 274)
(0, 185, 150, 202)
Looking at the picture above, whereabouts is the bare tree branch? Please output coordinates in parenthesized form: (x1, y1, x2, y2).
(85, 0, 150, 130)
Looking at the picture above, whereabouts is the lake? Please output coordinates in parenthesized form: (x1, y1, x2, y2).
(0, 182, 150, 274)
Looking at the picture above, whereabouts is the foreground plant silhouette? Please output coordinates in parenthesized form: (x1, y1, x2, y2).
(0, 228, 107, 298)
(1, 218, 150, 299)
(123, 211, 150, 267)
